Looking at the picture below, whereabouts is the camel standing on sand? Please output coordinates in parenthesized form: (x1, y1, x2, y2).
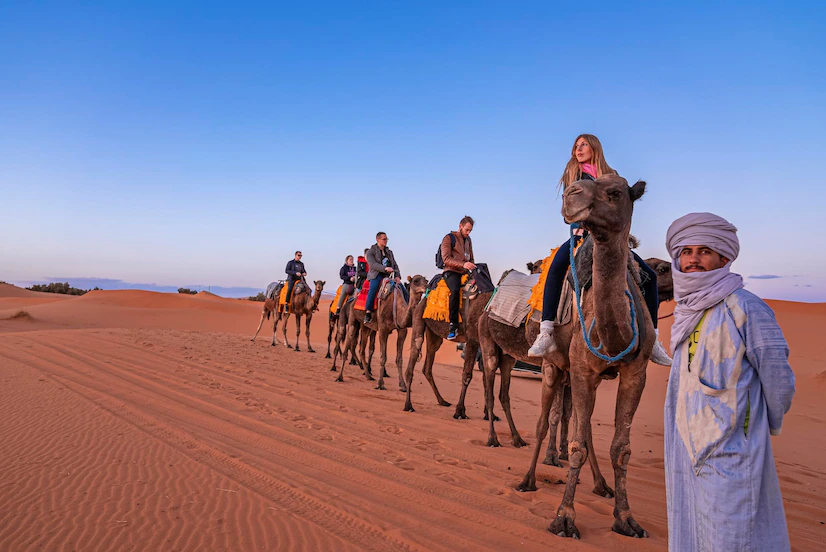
(337, 276, 428, 391)
(403, 280, 522, 444)
(249, 280, 325, 350)
(328, 292, 375, 372)
(513, 175, 655, 539)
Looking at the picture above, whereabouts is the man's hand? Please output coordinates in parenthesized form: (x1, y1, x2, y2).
(350, 276, 355, 282)
(394, 276, 401, 284)
(463, 262, 477, 271)
(302, 272, 307, 276)
(385, 267, 394, 273)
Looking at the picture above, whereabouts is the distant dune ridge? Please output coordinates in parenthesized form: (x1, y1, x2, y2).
(0, 282, 822, 550)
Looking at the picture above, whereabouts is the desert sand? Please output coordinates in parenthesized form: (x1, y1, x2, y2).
(0, 282, 823, 551)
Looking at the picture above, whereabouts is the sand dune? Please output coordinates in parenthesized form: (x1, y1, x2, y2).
(0, 284, 822, 550)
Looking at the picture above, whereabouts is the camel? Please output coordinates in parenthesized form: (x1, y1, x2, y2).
(336, 276, 428, 391)
(250, 280, 325, 351)
(511, 174, 654, 539)
(402, 276, 522, 444)
(326, 287, 356, 358)
(328, 291, 376, 373)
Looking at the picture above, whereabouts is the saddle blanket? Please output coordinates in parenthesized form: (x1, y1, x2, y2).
(423, 274, 468, 323)
(266, 281, 284, 301)
(486, 270, 539, 328)
(330, 285, 342, 314)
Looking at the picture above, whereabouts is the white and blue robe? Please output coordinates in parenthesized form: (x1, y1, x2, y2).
(664, 289, 795, 551)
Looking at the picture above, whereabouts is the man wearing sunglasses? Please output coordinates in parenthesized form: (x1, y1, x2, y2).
(284, 251, 307, 314)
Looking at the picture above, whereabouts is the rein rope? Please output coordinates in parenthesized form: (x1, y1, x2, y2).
(568, 223, 639, 363)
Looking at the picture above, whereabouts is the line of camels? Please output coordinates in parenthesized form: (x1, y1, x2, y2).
(250, 175, 674, 540)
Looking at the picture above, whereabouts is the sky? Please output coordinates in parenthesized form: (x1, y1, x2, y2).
(1, 1, 825, 301)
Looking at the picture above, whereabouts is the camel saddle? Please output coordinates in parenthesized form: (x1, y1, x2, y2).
(266, 281, 284, 301)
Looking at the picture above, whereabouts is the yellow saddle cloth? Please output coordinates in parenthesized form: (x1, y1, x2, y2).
(329, 285, 342, 314)
(423, 275, 468, 322)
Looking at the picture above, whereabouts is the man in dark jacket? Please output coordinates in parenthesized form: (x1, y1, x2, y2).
(441, 216, 475, 340)
(284, 251, 306, 314)
(364, 232, 401, 323)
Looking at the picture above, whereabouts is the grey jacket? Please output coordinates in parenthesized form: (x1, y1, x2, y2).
(366, 243, 401, 280)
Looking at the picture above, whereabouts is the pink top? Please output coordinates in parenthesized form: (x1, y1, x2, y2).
(580, 163, 598, 178)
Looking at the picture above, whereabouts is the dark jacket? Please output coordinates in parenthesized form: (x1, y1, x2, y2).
(340, 264, 357, 285)
(440, 231, 474, 274)
(286, 259, 306, 280)
(366, 243, 401, 280)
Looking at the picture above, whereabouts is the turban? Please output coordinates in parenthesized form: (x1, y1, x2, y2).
(665, 212, 744, 353)
(666, 212, 740, 269)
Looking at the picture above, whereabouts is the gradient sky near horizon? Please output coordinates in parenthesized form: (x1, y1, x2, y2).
(2, 1, 825, 301)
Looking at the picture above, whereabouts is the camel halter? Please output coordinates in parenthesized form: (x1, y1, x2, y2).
(568, 223, 639, 363)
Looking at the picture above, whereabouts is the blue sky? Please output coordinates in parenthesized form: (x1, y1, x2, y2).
(1, 1, 824, 300)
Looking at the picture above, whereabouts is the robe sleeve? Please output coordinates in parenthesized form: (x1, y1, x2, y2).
(743, 299, 796, 435)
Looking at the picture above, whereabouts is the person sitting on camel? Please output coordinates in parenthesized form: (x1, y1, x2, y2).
(440, 215, 476, 341)
(527, 133, 671, 365)
(364, 232, 401, 324)
(284, 250, 306, 314)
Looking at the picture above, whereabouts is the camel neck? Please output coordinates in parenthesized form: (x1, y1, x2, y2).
(590, 231, 635, 354)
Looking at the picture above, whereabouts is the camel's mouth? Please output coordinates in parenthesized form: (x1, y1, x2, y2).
(562, 205, 592, 224)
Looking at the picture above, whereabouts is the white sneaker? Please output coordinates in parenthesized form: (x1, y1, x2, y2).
(650, 330, 672, 366)
(529, 323, 557, 357)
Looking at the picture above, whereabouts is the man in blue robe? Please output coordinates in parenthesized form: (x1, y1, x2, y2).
(664, 212, 795, 551)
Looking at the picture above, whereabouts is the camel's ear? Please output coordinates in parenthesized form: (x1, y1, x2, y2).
(526, 262, 535, 272)
(407, 276, 412, 283)
(630, 180, 646, 202)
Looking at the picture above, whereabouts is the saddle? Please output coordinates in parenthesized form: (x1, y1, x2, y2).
(423, 264, 494, 330)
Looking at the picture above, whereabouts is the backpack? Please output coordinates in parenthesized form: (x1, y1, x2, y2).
(435, 233, 470, 269)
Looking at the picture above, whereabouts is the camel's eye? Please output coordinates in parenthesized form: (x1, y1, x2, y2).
(607, 189, 622, 201)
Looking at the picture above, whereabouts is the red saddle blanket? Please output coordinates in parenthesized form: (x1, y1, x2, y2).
(354, 281, 373, 311)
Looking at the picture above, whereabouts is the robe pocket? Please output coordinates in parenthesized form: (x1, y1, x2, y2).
(684, 375, 738, 474)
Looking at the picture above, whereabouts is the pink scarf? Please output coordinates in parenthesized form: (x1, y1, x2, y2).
(580, 163, 598, 178)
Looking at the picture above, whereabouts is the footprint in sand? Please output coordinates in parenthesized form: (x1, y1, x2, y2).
(433, 454, 459, 466)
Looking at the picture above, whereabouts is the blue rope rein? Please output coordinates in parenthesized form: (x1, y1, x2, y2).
(568, 223, 639, 363)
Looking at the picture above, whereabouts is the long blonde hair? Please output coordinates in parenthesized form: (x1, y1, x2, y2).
(559, 134, 616, 191)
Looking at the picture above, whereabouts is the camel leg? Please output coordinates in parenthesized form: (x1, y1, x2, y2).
(516, 363, 563, 491)
(481, 347, 500, 446)
(293, 313, 302, 351)
(359, 329, 374, 380)
(560, 384, 572, 460)
(305, 314, 314, 353)
(498, 356, 527, 448)
(608, 367, 648, 538)
(251, 310, 267, 341)
(335, 319, 359, 382)
(366, 331, 377, 375)
(543, 382, 565, 466)
(422, 328, 450, 407)
(376, 329, 389, 390)
(282, 312, 291, 348)
(453, 340, 479, 420)
(395, 328, 408, 392)
(403, 325, 424, 412)
(548, 370, 600, 539)
(271, 312, 281, 346)
(330, 320, 344, 371)
(326, 316, 334, 358)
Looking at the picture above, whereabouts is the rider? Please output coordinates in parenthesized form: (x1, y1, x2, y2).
(284, 250, 306, 314)
(364, 232, 401, 324)
(527, 134, 672, 365)
(334, 255, 357, 317)
(440, 216, 476, 341)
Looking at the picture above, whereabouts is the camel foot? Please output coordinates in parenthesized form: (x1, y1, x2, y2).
(335, 374, 344, 383)
(548, 514, 580, 539)
(250, 338, 255, 342)
(542, 453, 563, 467)
(486, 435, 501, 448)
(512, 435, 528, 448)
(295, 348, 301, 352)
(349, 358, 358, 365)
(325, 352, 331, 358)
(307, 347, 315, 353)
(612, 516, 648, 538)
(483, 411, 501, 422)
(330, 366, 337, 372)
(365, 374, 375, 381)
(452, 406, 468, 420)
(381, 369, 389, 378)
(375, 382, 387, 391)
(271, 343, 277, 347)
(286, 344, 293, 349)
(403, 402, 415, 413)
(398, 383, 407, 393)
(559, 448, 569, 461)
(515, 473, 537, 492)
(592, 480, 615, 499)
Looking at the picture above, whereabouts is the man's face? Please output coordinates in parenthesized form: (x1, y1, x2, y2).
(295, 252, 302, 261)
(679, 245, 729, 273)
(459, 223, 473, 238)
(377, 234, 388, 247)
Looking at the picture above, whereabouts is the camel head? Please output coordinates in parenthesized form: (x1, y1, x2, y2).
(526, 259, 544, 274)
(407, 274, 429, 296)
(313, 280, 326, 295)
(644, 257, 674, 303)
(562, 174, 645, 242)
